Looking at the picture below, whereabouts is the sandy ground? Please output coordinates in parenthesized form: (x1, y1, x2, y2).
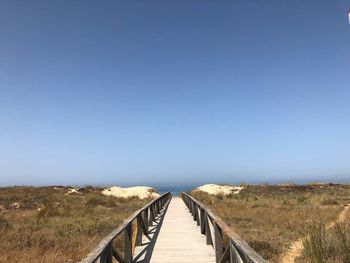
(65, 188, 81, 195)
(280, 204, 350, 263)
(193, 184, 244, 195)
(101, 186, 160, 199)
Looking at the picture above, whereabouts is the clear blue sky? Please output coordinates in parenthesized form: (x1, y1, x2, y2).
(1, 1, 349, 186)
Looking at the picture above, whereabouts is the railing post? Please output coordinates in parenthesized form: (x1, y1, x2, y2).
(230, 242, 244, 263)
(193, 203, 197, 221)
(155, 202, 158, 216)
(106, 244, 113, 263)
(136, 214, 143, 246)
(149, 205, 154, 226)
(195, 204, 200, 226)
(143, 209, 149, 232)
(205, 213, 213, 246)
(99, 243, 112, 263)
(157, 199, 161, 213)
(214, 222, 224, 263)
(200, 208, 205, 234)
(191, 202, 196, 219)
(124, 223, 133, 263)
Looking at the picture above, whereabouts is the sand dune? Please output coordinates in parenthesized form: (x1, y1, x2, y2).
(101, 186, 160, 199)
(193, 184, 243, 195)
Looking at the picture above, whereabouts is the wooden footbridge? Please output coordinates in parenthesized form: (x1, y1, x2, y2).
(80, 193, 266, 263)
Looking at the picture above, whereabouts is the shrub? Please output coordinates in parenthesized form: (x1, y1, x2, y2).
(86, 197, 108, 208)
(302, 224, 326, 263)
(0, 216, 10, 230)
(249, 240, 278, 259)
(297, 195, 309, 204)
(302, 223, 350, 263)
(321, 199, 339, 206)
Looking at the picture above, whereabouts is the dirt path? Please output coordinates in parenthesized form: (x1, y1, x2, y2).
(280, 204, 349, 263)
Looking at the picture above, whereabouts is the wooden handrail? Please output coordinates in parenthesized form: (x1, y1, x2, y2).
(80, 192, 172, 263)
(181, 192, 267, 263)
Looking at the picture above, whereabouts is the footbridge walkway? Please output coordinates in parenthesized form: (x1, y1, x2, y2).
(80, 192, 266, 263)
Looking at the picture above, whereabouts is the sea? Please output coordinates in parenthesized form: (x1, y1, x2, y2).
(154, 185, 196, 196)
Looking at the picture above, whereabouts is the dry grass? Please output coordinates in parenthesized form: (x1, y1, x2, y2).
(300, 223, 350, 263)
(0, 186, 150, 263)
(191, 184, 350, 262)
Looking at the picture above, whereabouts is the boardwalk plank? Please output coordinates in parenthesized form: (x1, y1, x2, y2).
(134, 197, 215, 263)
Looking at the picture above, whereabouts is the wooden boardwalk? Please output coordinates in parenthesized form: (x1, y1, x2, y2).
(133, 197, 216, 263)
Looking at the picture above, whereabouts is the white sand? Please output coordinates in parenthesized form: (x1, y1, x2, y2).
(101, 186, 160, 199)
(194, 184, 243, 195)
(65, 188, 81, 195)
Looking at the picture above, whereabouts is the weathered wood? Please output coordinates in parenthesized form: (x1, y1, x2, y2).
(149, 204, 155, 226)
(124, 223, 133, 263)
(230, 243, 244, 263)
(214, 223, 224, 262)
(205, 213, 213, 246)
(79, 192, 171, 263)
(105, 244, 113, 263)
(195, 205, 200, 226)
(181, 192, 267, 263)
(143, 208, 149, 233)
(200, 208, 206, 234)
(136, 214, 143, 246)
(219, 245, 230, 263)
(134, 197, 216, 263)
(112, 249, 125, 263)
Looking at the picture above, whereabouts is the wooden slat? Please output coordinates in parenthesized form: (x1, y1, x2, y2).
(214, 222, 224, 262)
(134, 197, 216, 263)
(124, 223, 132, 263)
(136, 214, 143, 246)
(80, 192, 171, 263)
(181, 192, 267, 263)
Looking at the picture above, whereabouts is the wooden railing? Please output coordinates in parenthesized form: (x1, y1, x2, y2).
(181, 192, 267, 263)
(80, 192, 172, 263)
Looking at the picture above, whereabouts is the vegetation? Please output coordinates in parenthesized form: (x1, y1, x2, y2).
(0, 186, 150, 263)
(300, 223, 350, 263)
(191, 184, 350, 262)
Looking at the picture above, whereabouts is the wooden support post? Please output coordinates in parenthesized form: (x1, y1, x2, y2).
(230, 243, 244, 263)
(205, 213, 213, 246)
(143, 209, 149, 233)
(200, 208, 205, 234)
(214, 223, 224, 263)
(154, 202, 158, 216)
(195, 205, 200, 226)
(193, 203, 197, 221)
(192, 202, 196, 219)
(149, 206, 154, 226)
(136, 214, 143, 246)
(124, 223, 133, 263)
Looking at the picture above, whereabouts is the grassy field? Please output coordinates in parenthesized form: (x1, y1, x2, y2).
(191, 184, 350, 262)
(0, 186, 150, 263)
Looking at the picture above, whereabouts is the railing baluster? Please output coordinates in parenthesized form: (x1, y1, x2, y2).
(230, 243, 244, 263)
(195, 204, 200, 226)
(205, 213, 213, 246)
(180, 192, 266, 263)
(124, 223, 133, 263)
(219, 245, 230, 263)
(80, 192, 171, 263)
(149, 205, 154, 226)
(214, 222, 224, 263)
(200, 208, 205, 234)
(99, 249, 107, 263)
(136, 214, 143, 246)
(144, 209, 149, 231)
